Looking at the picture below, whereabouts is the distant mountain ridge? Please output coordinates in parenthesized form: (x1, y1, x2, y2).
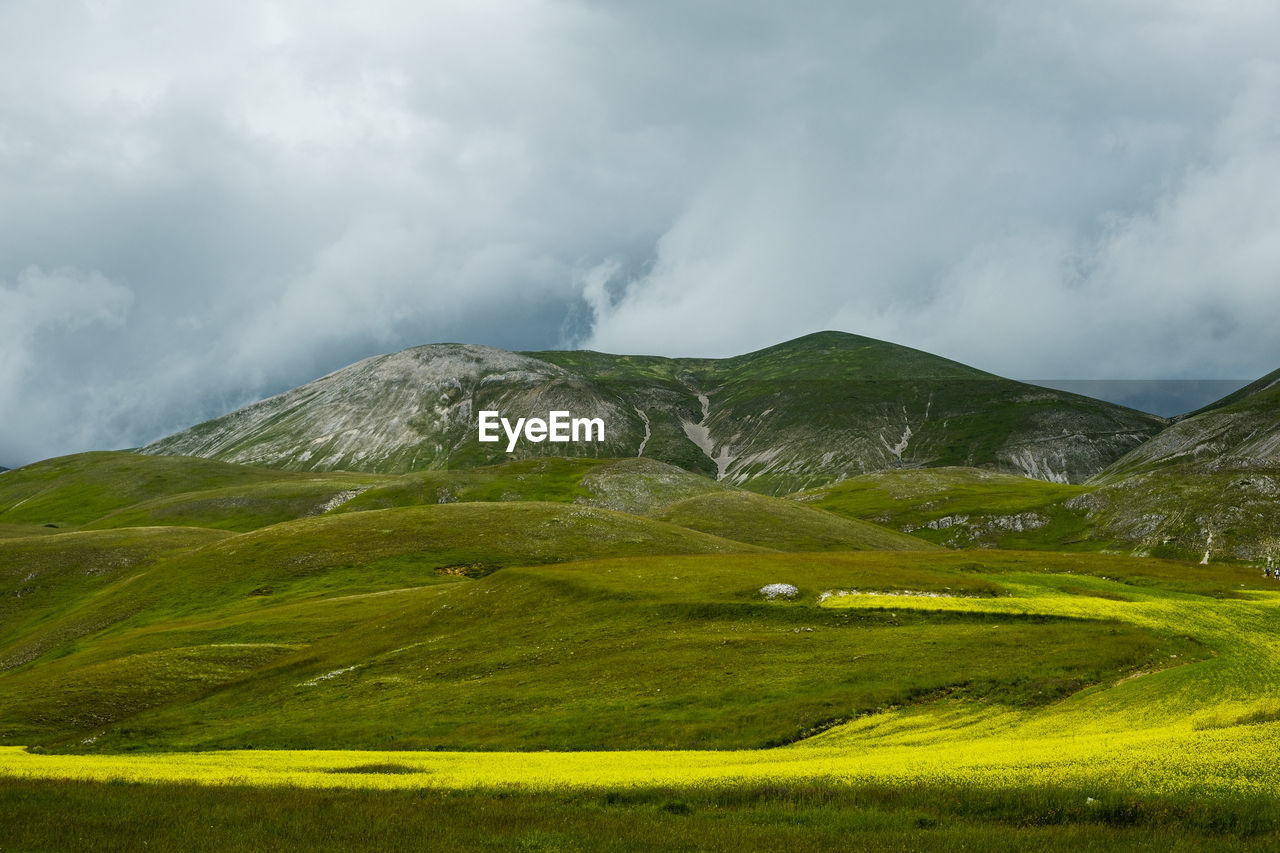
(143, 332, 1167, 493)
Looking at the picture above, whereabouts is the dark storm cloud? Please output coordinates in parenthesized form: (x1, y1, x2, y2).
(2, 1, 1279, 466)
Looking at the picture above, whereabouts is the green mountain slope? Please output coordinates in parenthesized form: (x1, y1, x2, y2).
(1070, 463, 1280, 562)
(790, 464, 1280, 564)
(531, 332, 1166, 489)
(0, 452, 728, 534)
(1077, 367, 1280, 562)
(142, 332, 1165, 491)
(0, 527, 234, 670)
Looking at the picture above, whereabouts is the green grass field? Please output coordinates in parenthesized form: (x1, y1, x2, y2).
(2, 451, 1278, 849)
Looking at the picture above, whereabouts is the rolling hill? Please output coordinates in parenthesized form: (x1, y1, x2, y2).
(649, 490, 937, 552)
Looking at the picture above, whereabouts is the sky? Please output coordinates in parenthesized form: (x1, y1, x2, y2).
(3, 1, 1280, 467)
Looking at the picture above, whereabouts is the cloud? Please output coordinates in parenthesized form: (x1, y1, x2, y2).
(0, 267, 133, 463)
(579, 3, 1280, 378)
(2, 1, 1279, 465)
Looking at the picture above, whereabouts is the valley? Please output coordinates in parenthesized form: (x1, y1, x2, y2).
(3, 333, 1280, 849)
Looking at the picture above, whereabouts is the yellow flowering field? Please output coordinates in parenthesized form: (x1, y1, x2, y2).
(3, 571, 1276, 798)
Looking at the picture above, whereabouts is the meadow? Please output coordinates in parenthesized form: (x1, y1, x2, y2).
(2, 452, 1279, 848)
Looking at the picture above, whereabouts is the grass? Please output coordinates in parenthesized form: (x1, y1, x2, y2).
(81, 476, 384, 533)
(0, 527, 234, 665)
(0, 451, 384, 532)
(1077, 462, 1280, 562)
(5, 778, 1278, 852)
(1, 550, 1186, 752)
(3, 450, 1279, 848)
(0, 502, 765, 703)
(790, 464, 1280, 563)
(335, 456, 727, 515)
(0, 452, 293, 527)
(0, 452, 732, 535)
(4, 553, 1278, 830)
(791, 467, 1099, 550)
(334, 457, 606, 512)
(650, 490, 937, 551)
(0, 546, 1238, 755)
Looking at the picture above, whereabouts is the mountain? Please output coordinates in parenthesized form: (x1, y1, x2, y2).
(143, 331, 1166, 492)
(1095, 367, 1280, 481)
(1070, 367, 1280, 562)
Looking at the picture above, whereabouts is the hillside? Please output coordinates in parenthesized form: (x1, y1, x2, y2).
(791, 464, 1280, 562)
(333, 457, 730, 516)
(143, 332, 1166, 491)
(791, 467, 1099, 551)
(650, 490, 936, 551)
(0, 453, 736, 533)
(1, 544, 1205, 753)
(0, 452, 385, 533)
(1096, 366, 1280, 481)
(1075, 367, 1280, 561)
(7, 445, 1272, 566)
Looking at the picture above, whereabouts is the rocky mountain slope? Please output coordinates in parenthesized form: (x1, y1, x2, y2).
(1071, 368, 1280, 562)
(143, 332, 1166, 493)
(1095, 367, 1280, 482)
(787, 368, 1280, 563)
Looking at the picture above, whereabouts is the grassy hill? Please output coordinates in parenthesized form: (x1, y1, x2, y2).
(0, 452, 382, 532)
(789, 465, 1280, 563)
(1075, 369, 1280, 562)
(0, 453, 729, 534)
(0, 527, 234, 667)
(650, 491, 936, 552)
(1072, 462, 1280, 562)
(791, 468, 1099, 551)
(334, 456, 729, 515)
(1, 548, 1206, 754)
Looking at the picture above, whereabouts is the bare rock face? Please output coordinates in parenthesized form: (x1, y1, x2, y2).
(144, 344, 645, 472)
(143, 332, 1168, 491)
